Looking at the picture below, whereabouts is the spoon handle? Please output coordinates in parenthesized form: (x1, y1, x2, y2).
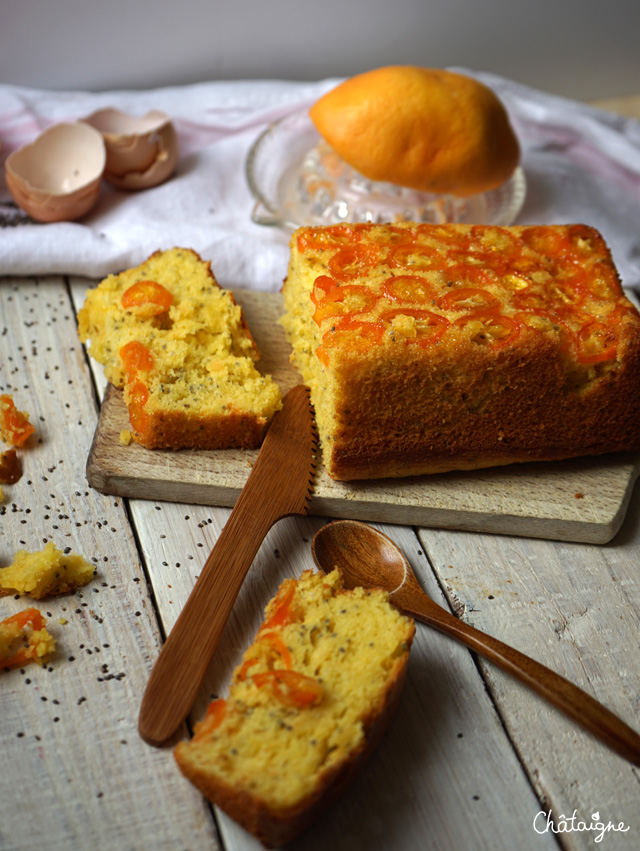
(396, 588, 640, 766)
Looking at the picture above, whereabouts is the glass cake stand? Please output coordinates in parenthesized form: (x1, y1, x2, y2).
(246, 108, 526, 231)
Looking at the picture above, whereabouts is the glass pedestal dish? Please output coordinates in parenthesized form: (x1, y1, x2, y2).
(246, 108, 526, 231)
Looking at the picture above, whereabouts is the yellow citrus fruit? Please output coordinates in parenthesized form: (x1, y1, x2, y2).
(309, 66, 520, 197)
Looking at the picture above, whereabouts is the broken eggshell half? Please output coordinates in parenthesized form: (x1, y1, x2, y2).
(83, 108, 179, 190)
(5, 122, 106, 223)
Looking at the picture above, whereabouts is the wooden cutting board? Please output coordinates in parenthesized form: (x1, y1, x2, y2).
(86, 289, 640, 544)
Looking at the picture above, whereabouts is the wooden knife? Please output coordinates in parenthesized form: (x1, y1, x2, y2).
(138, 384, 317, 746)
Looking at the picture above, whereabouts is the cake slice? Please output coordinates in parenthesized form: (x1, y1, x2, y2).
(281, 222, 640, 480)
(174, 569, 415, 847)
(78, 247, 282, 449)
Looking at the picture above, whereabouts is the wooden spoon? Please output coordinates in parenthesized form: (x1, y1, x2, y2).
(311, 519, 640, 766)
(139, 385, 317, 747)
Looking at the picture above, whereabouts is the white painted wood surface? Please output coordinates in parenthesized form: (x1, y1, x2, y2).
(0, 276, 218, 851)
(0, 269, 636, 851)
(416, 509, 640, 850)
(5, 104, 640, 848)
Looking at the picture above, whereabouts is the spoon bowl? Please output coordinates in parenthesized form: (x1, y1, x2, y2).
(312, 519, 640, 766)
(312, 517, 408, 593)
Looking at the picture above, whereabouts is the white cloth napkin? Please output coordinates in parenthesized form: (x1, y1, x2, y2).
(1, 70, 640, 291)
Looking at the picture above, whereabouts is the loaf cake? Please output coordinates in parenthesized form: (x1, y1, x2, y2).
(174, 568, 415, 847)
(281, 222, 640, 480)
(78, 248, 282, 450)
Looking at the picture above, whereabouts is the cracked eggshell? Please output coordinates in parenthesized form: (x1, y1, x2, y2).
(5, 122, 106, 223)
(83, 108, 179, 190)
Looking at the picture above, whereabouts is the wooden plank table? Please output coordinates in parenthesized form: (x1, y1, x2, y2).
(2, 96, 640, 851)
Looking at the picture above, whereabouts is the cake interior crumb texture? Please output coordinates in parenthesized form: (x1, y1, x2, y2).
(78, 247, 282, 450)
(174, 568, 415, 847)
(281, 222, 640, 480)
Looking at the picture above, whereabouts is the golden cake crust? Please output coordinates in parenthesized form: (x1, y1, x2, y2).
(281, 223, 640, 480)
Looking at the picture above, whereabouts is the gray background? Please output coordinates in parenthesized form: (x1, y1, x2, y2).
(1, 0, 638, 100)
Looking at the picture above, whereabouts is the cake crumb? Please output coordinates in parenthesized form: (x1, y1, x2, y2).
(119, 429, 132, 446)
(0, 608, 55, 669)
(0, 541, 95, 599)
(0, 395, 35, 447)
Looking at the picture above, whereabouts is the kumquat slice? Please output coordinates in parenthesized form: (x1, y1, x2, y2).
(262, 579, 297, 629)
(457, 312, 521, 349)
(382, 275, 436, 303)
(519, 226, 573, 258)
(440, 263, 499, 289)
(121, 280, 174, 318)
(387, 243, 445, 271)
(353, 223, 414, 246)
(328, 243, 380, 282)
(575, 319, 619, 364)
(437, 287, 499, 313)
(126, 381, 150, 432)
(310, 275, 339, 307)
(252, 669, 324, 708)
(316, 317, 386, 366)
(297, 225, 361, 253)
(417, 224, 470, 248)
(192, 698, 227, 740)
(381, 308, 449, 346)
(256, 631, 293, 669)
(312, 284, 379, 324)
(0, 608, 49, 669)
(119, 341, 154, 380)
